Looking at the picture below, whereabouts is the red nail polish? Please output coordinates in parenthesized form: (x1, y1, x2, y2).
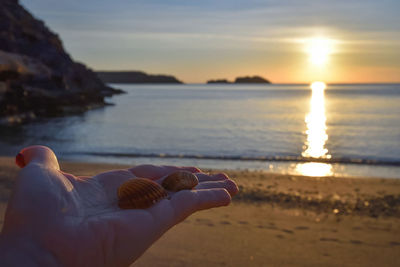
(15, 153, 26, 168)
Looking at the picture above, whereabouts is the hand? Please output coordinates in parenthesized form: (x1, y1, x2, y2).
(0, 146, 238, 267)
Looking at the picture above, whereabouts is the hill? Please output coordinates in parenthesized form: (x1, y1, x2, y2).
(96, 71, 183, 84)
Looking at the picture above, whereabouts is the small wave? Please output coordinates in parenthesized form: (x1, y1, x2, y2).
(67, 151, 400, 166)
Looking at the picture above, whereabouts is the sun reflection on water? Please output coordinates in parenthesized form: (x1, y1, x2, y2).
(295, 162, 332, 177)
(296, 81, 332, 176)
(302, 82, 330, 159)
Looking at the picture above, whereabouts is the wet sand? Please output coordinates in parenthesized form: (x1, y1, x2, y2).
(0, 157, 399, 266)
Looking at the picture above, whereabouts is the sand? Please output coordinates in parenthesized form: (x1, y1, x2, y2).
(0, 156, 399, 266)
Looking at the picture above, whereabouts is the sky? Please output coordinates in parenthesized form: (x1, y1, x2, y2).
(21, 0, 400, 83)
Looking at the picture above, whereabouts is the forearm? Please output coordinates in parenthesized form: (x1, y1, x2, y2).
(0, 234, 59, 266)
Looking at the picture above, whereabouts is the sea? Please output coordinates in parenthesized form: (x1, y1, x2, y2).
(1, 83, 399, 178)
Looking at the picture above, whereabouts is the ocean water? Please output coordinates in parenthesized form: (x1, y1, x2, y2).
(0, 83, 399, 178)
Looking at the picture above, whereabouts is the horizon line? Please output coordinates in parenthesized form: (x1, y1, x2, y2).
(94, 70, 400, 85)
(107, 82, 400, 85)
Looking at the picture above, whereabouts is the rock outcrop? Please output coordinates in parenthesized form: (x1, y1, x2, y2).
(207, 79, 230, 84)
(96, 71, 183, 84)
(234, 76, 270, 84)
(0, 0, 123, 124)
(206, 76, 271, 84)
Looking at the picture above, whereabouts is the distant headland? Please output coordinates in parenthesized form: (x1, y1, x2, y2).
(207, 76, 271, 84)
(96, 71, 183, 84)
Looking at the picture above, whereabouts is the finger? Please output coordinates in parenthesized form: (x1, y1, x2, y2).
(129, 165, 202, 180)
(170, 189, 231, 223)
(94, 169, 135, 184)
(196, 172, 229, 182)
(173, 166, 202, 173)
(195, 180, 239, 196)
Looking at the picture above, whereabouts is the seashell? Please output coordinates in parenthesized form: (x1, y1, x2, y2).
(118, 178, 167, 209)
(161, 171, 199, 192)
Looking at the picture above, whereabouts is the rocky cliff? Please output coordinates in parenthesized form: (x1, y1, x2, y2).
(0, 0, 122, 124)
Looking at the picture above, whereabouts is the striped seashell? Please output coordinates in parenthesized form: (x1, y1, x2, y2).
(161, 171, 199, 192)
(118, 178, 168, 209)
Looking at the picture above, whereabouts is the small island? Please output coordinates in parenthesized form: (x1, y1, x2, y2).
(207, 79, 230, 84)
(207, 75, 270, 84)
(234, 76, 270, 83)
(95, 71, 183, 84)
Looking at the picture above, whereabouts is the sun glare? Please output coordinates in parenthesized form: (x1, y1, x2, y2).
(306, 37, 334, 66)
(302, 81, 330, 159)
(296, 81, 332, 177)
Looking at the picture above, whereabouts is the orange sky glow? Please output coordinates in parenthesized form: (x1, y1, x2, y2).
(21, 0, 400, 84)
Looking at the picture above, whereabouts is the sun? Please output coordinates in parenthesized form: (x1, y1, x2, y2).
(305, 37, 334, 66)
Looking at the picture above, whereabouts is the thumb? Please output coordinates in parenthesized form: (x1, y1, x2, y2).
(3, 147, 75, 232)
(16, 145, 60, 171)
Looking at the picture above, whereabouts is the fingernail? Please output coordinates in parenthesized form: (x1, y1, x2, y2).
(15, 153, 26, 168)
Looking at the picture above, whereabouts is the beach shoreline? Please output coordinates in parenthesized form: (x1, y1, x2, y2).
(1, 156, 399, 266)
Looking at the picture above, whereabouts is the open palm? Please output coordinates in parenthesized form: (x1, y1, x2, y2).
(1, 146, 238, 267)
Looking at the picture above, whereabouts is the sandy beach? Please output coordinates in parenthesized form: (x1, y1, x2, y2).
(1, 156, 399, 266)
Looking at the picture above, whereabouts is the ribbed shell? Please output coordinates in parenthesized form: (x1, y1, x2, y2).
(161, 171, 199, 192)
(118, 178, 167, 209)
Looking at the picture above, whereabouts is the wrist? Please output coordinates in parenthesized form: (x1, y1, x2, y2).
(0, 233, 59, 266)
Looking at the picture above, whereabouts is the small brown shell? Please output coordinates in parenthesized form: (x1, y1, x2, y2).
(161, 171, 199, 192)
(118, 178, 167, 209)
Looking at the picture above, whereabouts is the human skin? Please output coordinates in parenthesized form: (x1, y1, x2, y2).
(0, 146, 238, 266)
